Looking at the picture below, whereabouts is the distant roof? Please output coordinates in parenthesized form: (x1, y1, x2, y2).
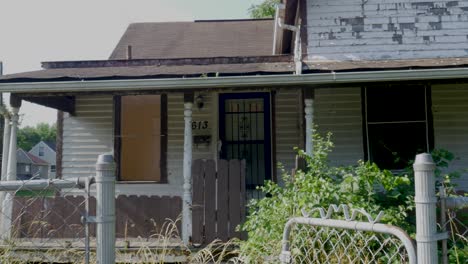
(16, 149, 48, 165)
(43, 140, 56, 152)
(109, 19, 275, 60)
(27, 152, 49, 165)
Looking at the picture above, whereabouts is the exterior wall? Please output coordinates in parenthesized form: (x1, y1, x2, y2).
(432, 84, 468, 191)
(306, 0, 468, 61)
(29, 141, 56, 178)
(62, 89, 368, 194)
(315, 87, 364, 165)
(62, 95, 114, 179)
(275, 89, 303, 178)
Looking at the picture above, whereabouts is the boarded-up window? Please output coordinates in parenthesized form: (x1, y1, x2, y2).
(120, 95, 165, 181)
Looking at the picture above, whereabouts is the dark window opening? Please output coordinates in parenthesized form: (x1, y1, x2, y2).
(363, 85, 432, 170)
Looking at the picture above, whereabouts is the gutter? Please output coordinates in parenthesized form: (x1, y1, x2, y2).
(0, 67, 468, 93)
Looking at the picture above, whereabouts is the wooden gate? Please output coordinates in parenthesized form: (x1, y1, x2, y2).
(192, 159, 246, 244)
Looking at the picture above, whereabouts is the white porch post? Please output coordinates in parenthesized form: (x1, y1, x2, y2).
(182, 93, 193, 244)
(6, 106, 19, 181)
(1, 114, 11, 181)
(1, 96, 20, 240)
(304, 89, 314, 156)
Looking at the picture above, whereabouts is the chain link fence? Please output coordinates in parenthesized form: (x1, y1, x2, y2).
(279, 205, 416, 264)
(0, 177, 92, 263)
(439, 187, 468, 264)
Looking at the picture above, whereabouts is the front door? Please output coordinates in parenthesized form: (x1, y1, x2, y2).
(219, 93, 272, 192)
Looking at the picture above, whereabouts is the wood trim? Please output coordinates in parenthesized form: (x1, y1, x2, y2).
(160, 94, 168, 183)
(360, 87, 369, 161)
(184, 92, 194, 103)
(426, 85, 435, 151)
(113, 96, 122, 180)
(56, 111, 64, 179)
(271, 91, 277, 182)
(299, 0, 308, 60)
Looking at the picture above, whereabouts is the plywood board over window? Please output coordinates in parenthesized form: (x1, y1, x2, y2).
(120, 95, 166, 182)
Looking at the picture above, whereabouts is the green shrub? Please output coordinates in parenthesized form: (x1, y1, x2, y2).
(238, 131, 414, 262)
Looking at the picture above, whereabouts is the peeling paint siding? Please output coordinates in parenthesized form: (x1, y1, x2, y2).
(62, 96, 113, 178)
(307, 0, 468, 60)
(432, 85, 468, 191)
(275, 89, 302, 178)
(315, 88, 364, 165)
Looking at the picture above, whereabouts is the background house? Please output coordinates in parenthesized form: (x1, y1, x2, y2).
(29, 140, 56, 178)
(16, 148, 49, 180)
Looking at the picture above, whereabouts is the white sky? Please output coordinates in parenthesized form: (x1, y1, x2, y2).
(0, 0, 263, 127)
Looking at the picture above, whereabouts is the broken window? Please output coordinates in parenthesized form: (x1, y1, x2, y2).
(119, 95, 167, 182)
(363, 85, 432, 170)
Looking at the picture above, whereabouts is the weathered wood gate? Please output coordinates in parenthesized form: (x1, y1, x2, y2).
(192, 159, 246, 244)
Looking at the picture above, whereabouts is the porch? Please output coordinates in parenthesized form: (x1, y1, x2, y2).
(0, 66, 468, 246)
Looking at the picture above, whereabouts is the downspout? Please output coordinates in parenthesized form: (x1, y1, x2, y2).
(275, 4, 302, 74)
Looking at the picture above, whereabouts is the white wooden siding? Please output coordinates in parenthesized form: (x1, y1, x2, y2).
(62, 96, 113, 179)
(275, 89, 303, 177)
(432, 84, 468, 190)
(315, 88, 364, 165)
(306, 0, 468, 61)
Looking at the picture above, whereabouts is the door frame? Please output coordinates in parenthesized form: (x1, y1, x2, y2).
(218, 92, 272, 185)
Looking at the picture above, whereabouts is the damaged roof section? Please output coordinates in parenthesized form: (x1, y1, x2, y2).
(0, 55, 294, 82)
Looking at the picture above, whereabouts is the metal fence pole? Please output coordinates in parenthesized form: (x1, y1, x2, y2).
(413, 153, 437, 264)
(439, 186, 448, 264)
(95, 153, 116, 264)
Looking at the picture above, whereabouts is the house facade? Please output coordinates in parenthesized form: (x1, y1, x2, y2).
(0, 0, 468, 243)
(29, 141, 56, 178)
(16, 149, 49, 180)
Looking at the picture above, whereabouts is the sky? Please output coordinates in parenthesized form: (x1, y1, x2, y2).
(0, 0, 263, 127)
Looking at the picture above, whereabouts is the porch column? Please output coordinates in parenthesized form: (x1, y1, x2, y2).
(1, 113, 11, 180)
(6, 97, 21, 181)
(304, 89, 314, 156)
(182, 93, 193, 244)
(1, 96, 20, 240)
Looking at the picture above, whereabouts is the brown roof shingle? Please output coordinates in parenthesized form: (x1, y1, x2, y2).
(109, 19, 275, 60)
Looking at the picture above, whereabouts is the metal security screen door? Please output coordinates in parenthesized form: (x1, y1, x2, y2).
(219, 93, 272, 190)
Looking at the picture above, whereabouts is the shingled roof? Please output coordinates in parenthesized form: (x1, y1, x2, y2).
(109, 19, 275, 60)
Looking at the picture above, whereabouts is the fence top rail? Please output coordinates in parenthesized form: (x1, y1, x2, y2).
(0, 177, 89, 192)
(444, 196, 468, 210)
(280, 216, 417, 264)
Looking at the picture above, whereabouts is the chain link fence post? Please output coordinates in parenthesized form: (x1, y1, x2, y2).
(414, 153, 437, 264)
(95, 153, 116, 264)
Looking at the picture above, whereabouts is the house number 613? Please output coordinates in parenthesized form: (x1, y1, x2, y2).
(192, 121, 208, 130)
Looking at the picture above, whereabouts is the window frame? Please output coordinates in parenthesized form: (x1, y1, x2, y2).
(361, 84, 434, 169)
(114, 94, 168, 183)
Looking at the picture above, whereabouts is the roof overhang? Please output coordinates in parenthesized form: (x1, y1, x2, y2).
(1, 67, 468, 94)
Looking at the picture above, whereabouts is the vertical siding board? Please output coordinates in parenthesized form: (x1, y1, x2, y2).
(216, 159, 229, 241)
(191, 159, 205, 244)
(228, 159, 241, 238)
(239, 159, 247, 240)
(204, 160, 217, 243)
